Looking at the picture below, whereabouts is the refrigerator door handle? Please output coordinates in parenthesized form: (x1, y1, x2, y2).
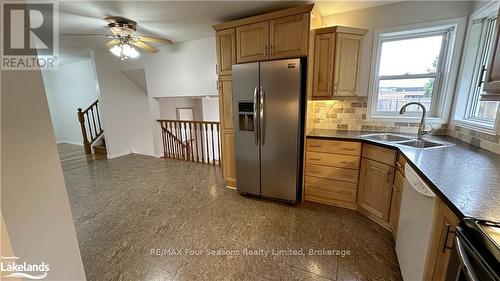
(253, 86, 259, 144)
(260, 86, 265, 145)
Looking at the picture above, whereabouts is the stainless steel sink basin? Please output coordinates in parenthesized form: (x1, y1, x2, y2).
(398, 139, 447, 148)
(362, 133, 412, 142)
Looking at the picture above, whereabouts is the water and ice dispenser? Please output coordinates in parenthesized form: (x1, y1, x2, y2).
(238, 102, 255, 131)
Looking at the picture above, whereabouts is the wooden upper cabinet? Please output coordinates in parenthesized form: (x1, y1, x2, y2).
(483, 7, 500, 100)
(236, 22, 269, 63)
(216, 29, 236, 76)
(312, 33, 335, 98)
(269, 13, 309, 59)
(334, 33, 362, 96)
(312, 26, 366, 99)
(358, 158, 394, 222)
(218, 76, 234, 130)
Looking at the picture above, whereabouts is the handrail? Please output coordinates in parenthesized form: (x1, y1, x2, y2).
(77, 99, 103, 154)
(81, 100, 99, 114)
(158, 119, 220, 165)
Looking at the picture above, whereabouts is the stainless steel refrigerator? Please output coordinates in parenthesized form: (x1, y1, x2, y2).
(232, 59, 304, 203)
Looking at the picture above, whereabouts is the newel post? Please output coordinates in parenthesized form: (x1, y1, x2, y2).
(78, 108, 92, 154)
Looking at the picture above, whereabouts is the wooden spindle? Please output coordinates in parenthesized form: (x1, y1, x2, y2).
(216, 123, 220, 165)
(210, 123, 215, 165)
(194, 123, 200, 163)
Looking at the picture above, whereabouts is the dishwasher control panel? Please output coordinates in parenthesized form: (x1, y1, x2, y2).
(404, 164, 436, 197)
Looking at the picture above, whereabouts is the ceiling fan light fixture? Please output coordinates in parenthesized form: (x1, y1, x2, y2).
(109, 43, 139, 60)
(110, 44, 122, 57)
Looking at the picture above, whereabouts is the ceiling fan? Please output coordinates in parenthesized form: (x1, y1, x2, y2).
(67, 16, 173, 60)
(104, 16, 173, 60)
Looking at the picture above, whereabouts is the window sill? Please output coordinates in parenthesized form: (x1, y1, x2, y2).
(450, 119, 497, 135)
(367, 115, 447, 124)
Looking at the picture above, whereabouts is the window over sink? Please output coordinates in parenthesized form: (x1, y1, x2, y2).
(452, 1, 500, 133)
(368, 18, 466, 122)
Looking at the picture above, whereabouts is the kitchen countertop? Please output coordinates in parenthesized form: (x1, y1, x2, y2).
(307, 129, 500, 223)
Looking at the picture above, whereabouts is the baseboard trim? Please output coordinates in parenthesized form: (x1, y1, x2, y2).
(56, 140, 83, 146)
(107, 151, 131, 159)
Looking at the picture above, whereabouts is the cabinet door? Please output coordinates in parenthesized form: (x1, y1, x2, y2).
(269, 13, 309, 59)
(389, 169, 404, 239)
(218, 76, 234, 130)
(312, 33, 335, 98)
(221, 131, 236, 187)
(484, 7, 500, 95)
(358, 158, 394, 221)
(333, 33, 362, 96)
(216, 29, 236, 76)
(424, 200, 460, 281)
(236, 22, 269, 63)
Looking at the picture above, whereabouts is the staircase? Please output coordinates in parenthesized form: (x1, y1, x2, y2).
(77, 100, 107, 156)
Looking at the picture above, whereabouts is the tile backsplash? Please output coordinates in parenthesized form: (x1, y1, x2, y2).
(307, 97, 448, 135)
(448, 124, 500, 155)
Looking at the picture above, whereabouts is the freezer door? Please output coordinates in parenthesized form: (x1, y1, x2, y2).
(232, 62, 261, 196)
(259, 59, 301, 202)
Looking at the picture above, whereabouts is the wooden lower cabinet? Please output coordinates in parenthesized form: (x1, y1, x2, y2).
(358, 157, 395, 228)
(304, 139, 361, 209)
(389, 169, 404, 239)
(221, 130, 236, 187)
(424, 200, 460, 281)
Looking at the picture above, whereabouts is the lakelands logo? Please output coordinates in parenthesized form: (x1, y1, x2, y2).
(1, 1, 59, 70)
(1, 256, 50, 279)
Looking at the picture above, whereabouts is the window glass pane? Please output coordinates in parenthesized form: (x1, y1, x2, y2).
(472, 101, 499, 120)
(379, 35, 444, 76)
(468, 18, 499, 123)
(377, 78, 434, 112)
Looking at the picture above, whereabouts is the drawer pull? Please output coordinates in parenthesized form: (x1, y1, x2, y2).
(309, 144, 322, 148)
(396, 162, 403, 168)
(309, 158, 321, 161)
(341, 147, 355, 151)
(341, 161, 355, 165)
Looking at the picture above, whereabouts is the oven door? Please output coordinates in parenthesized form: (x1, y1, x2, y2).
(455, 224, 499, 281)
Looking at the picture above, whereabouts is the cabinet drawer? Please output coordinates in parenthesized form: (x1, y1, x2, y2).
(307, 139, 361, 156)
(396, 153, 407, 175)
(306, 164, 359, 183)
(305, 176, 357, 203)
(362, 144, 396, 166)
(306, 152, 360, 170)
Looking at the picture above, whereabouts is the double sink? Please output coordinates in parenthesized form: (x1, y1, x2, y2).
(361, 133, 451, 149)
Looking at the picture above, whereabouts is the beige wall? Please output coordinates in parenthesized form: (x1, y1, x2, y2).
(1, 69, 86, 280)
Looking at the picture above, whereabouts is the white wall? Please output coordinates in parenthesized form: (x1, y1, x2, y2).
(158, 97, 203, 120)
(1, 69, 86, 280)
(322, 1, 474, 97)
(130, 37, 217, 98)
(92, 50, 156, 158)
(42, 59, 100, 145)
(201, 97, 220, 121)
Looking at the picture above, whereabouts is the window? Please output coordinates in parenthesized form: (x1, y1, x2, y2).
(453, 3, 500, 131)
(369, 19, 464, 121)
(465, 17, 499, 124)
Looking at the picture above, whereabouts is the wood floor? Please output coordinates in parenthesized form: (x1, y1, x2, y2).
(57, 143, 106, 171)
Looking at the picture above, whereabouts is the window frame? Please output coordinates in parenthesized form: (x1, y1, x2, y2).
(451, 1, 500, 134)
(367, 18, 467, 123)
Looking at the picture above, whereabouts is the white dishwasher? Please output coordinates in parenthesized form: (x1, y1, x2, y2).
(396, 164, 438, 281)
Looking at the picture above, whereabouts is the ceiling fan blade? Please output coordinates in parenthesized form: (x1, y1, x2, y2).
(130, 41, 158, 53)
(105, 39, 120, 48)
(136, 36, 173, 45)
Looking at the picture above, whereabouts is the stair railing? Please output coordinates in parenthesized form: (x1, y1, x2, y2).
(158, 120, 220, 165)
(77, 100, 103, 154)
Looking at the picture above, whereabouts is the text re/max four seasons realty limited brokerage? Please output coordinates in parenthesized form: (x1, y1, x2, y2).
(150, 248, 352, 257)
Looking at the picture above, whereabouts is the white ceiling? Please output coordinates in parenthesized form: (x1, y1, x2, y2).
(58, 1, 396, 61)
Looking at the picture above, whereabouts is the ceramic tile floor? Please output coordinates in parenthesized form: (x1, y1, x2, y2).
(61, 152, 402, 281)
